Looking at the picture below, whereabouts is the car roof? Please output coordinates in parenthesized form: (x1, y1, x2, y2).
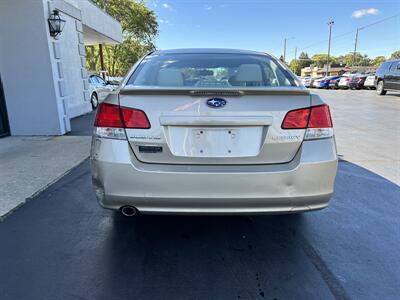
(152, 48, 269, 56)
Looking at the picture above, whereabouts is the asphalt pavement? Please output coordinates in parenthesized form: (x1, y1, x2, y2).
(0, 159, 399, 299)
(0, 90, 399, 299)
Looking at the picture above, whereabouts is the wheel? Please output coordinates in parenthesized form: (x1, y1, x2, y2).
(376, 81, 386, 95)
(91, 93, 99, 109)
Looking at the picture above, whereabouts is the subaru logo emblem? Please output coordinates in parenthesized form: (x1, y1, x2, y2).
(206, 98, 227, 108)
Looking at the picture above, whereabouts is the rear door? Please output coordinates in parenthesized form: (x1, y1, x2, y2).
(388, 61, 400, 90)
(120, 88, 310, 165)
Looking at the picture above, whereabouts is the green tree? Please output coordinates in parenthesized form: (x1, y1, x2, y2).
(373, 56, 386, 67)
(288, 60, 301, 75)
(86, 0, 158, 76)
(311, 54, 338, 68)
(390, 50, 400, 59)
(289, 52, 312, 75)
(339, 53, 372, 67)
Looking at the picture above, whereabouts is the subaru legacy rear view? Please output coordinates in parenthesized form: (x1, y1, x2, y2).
(90, 49, 338, 216)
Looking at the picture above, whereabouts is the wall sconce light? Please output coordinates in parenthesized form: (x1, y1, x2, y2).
(48, 10, 66, 38)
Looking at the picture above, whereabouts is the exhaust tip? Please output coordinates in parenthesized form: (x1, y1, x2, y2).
(121, 206, 137, 217)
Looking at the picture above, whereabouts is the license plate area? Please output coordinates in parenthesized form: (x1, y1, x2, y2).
(166, 126, 264, 158)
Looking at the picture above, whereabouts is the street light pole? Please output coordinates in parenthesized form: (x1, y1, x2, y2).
(326, 20, 334, 76)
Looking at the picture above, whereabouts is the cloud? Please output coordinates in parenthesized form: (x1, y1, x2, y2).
(159, 19, 170, 24)
(204, 4, 212, 11)
(163, 3, 176, 12)
(352, 8, 379, 18)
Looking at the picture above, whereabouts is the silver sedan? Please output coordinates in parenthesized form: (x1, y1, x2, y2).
(90, 49, 338, 216)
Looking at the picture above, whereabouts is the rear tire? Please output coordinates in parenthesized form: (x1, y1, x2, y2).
(376, 80, 386, 95)
(91, 93, 99, 109)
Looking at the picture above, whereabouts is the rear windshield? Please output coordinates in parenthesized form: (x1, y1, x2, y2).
(127, 53, 296, 88)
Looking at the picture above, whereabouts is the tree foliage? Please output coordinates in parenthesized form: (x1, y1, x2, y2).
(390, 50, 400, 59)
(289, 52, 313, 74)
(373, 56, 386, 67)
(86, 0, 158, 76)
(288, 51, 390, 75)
(310, 54, 338, 68)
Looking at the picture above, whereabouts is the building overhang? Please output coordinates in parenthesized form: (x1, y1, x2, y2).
(50, 0, 122, 45)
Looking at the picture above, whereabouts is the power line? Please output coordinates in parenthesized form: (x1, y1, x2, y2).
(359, 12, 400, 30)
(286, 12, 400, 57)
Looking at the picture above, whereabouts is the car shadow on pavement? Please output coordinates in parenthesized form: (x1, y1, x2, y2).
(0, 160, 399, 300)
(98, 212, 335, 300)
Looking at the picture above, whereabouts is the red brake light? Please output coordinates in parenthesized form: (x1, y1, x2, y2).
(94, 103, 150, 129)
(121, 107, 150, 129)
(281, 108, 310, 129)
(94, 103, 123, 128)
(281, 105, 332, 129)
(308, 105, 332, 128)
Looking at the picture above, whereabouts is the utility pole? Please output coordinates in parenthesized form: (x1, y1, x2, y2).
(283, 37, 295, 64)
(352, 28, 359, 67)
(326, 21, 334, 76)
(99, 44, 105, 79)
(294, 47, 298, 62)
(283, 38, 287, 63)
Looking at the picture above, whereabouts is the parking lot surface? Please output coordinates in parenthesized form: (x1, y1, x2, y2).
(314, 89, 399, 184)
(0, 90, 399, 299)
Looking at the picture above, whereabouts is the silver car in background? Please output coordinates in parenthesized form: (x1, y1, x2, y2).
(90, 49, 338, 216)
(88, 74, 117, 109)
(364, 74, 376, 89)
(300, 76, 312, 87)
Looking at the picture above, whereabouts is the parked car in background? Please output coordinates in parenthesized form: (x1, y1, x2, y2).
(318, 76, 341, 89)
(88, 74, 116, 109)
(349, 75, 367, 90)
(375, 60, 400, 95)
(364, 74, 376, 89)
(338, 75, 354, 89)
(309, 77, 322, 88)
(300, 76, 312, 87)
(328, 76, 341, 89)
(312, 77, 323, 88)
(91, 48, 338, 216)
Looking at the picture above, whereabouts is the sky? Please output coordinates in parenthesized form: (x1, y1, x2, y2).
(148, 0, 400, 60)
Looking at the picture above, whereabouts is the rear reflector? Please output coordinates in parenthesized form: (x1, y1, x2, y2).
(94, 103, 150, 129)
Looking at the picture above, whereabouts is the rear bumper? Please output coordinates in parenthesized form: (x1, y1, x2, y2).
(90, 137, 338, 215)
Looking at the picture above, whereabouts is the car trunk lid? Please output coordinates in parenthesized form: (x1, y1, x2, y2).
(120, 87, 310, 165)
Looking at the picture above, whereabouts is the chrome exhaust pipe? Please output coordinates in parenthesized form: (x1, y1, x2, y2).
(121, 206, 137, 217)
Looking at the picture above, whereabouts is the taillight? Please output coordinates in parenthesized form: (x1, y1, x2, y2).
(282, 104, 333, 140)
(281, 107, 310, 129)
(94, 103, 150, 139)
(94, 102, 123, 128)
(308, 105, 332, 128)
(121, 107, 150, 129)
